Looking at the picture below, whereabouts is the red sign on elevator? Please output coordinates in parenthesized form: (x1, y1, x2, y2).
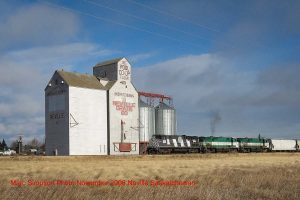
(113, 100, 135, 115)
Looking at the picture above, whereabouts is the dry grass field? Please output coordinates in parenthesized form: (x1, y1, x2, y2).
(1, 153, 300, 200)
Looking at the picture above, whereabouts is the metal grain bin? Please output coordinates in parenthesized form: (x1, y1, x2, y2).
(139, 100, 155, 142)
(155, 102, 176, 135)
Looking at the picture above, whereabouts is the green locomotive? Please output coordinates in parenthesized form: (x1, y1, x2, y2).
(199, 136, 239, 153)
(237, 137, 270, 152)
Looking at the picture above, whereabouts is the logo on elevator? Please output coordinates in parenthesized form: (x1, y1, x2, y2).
(119, 62, 130, 80)
(113, 100, 135, 115)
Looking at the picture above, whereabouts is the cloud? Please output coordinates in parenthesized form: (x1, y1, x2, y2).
(1, 0, 299, 145)
(0, 3, 79, 51)
(134, 54, 253, 109)
(128, 52, 156, 64)
(133, 54, 300, 139)
(2, 42, 112, 67)
(0, 42, 113, 144)
(0, 1, 119, 145)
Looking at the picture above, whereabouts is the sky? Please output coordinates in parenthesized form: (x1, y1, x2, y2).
(0, 0, 300, 145)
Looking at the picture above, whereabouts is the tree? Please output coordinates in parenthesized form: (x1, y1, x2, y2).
(10, 141, 18, 151)
(27, 138, 41, 149)
(0, 140, 3, 151)
(40, 142, 45, 152)
(2, 139, 8, 151)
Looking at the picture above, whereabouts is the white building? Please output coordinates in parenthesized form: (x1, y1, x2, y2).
(45, 58, 139, 155)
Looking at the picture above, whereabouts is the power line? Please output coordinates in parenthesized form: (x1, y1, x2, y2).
(126, 0, 220, 33)
(40, 0, 206, 48)
(126, 0, 269, 50)
(82, 0, 248, 50)
(85, 0, 212, 42)
(41, 0, 267, 52)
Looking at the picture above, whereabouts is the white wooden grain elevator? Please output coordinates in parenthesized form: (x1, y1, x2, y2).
(45, 58, 139, 155)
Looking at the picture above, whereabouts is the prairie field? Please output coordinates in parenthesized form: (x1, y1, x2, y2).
(1, 153, 300, 200)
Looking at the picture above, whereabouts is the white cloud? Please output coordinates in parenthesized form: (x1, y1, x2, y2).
(134, 54, 255, 109)
(0, 42, 114, 144)
(133, 54, 300, 138)
(0, 4, 79, 50)
(2, 43, 112, 66)
(0, 2, 118, 144)
(128, 52, 156, 63)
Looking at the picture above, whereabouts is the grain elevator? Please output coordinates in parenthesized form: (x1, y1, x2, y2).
(45, 57, 176, 156)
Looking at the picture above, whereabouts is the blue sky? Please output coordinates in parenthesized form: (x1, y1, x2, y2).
(0, 0, 300, 144)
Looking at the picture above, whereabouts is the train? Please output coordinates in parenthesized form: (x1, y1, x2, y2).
(147, 135, 300, 154)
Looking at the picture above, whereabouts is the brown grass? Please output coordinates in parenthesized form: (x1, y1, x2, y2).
(1, 153, 300, 200)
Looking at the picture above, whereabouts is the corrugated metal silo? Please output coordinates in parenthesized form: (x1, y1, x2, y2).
(155, 102, 176, 135)
(139, 100, 155, 142)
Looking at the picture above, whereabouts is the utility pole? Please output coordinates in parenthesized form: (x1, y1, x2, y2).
(17, 135, 23, 154)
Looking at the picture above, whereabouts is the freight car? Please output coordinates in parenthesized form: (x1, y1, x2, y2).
(147, 135, 300, 154)
(270, 139, 299, 151)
